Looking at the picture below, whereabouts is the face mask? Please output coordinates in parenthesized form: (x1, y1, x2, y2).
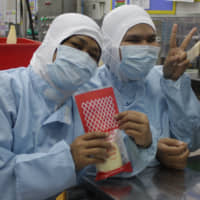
(46, 45, 97, 92)
(119, 45, 160, 81)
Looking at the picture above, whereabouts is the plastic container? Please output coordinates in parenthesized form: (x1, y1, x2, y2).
(0, 38, 41, 70)
(6, 25, 17, 44)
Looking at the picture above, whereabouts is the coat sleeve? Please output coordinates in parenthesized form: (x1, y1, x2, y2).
(14, 141, 76, 200)
(0, 118, 77, 200)
(0, 110, 77, 200)
(113, 124, 158, 178)
(0, 80, 77, 200)
(160, 73, 200, 151)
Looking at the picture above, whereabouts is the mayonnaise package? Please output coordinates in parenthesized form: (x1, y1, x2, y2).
(75, 87, 132, 181)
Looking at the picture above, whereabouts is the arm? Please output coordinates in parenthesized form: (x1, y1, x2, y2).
(1, 116, 110, 200)
(114, 111, 158, 177)
(0, 113, 77, 200)
(1, 143, 76, 200)
(161, 24, 200, 151)
(0, 79, 75, 200)
(120, 123, 158, 177)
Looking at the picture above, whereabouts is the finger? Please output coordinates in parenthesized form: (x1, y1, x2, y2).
(125, 129, 141, 138)
(159, 138, 186, 147)
(86, 157, 106, 165)
(119, 121, 142, 132)
(176, 51, 187, 62)
(115, 110, 144, 121)
(166, 54, 180, 66)
(114, 111, 128, 121)
(117, 112, 148, 125)
(166, 149, 189, 166)
(180, 147, 190, 160)
(171, 59, 190, 80)
(126, 129, 147, 146)
(170, 24, 178, 49)
(158, 142, 187, 155)
(85, 139, 111, 149)
(85, 148, 109, 159)
(83, 132, 108, 140)
(177, 58, 190, 69)
(180, 27, 197, 50)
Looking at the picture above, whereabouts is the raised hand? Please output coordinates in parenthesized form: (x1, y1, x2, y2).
(163, 24, 197, 81)
(115, 110, 152, 147)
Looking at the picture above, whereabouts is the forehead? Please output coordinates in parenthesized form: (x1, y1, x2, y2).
(125, 23, 155, 36)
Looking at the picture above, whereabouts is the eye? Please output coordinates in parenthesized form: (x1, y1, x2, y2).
(147, 36, 156, 43)
(71, 42, 83, 50)
(129, 39, 141, 44)
(125, 36, 142, 44)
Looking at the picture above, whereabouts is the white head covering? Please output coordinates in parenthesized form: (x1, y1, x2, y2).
(30, 13, 102, 76)
(101, 5, 156, 80)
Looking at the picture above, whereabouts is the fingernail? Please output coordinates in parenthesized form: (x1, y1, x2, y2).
(178, 141, 184, 145)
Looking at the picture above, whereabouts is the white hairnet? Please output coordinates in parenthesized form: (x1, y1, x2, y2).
(101, 5, 156, 80)
(31, 13, 102, 76)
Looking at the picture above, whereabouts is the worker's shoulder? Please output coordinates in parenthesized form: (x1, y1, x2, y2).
(0, 67, 30, 92)
(0, 66, 29, 78)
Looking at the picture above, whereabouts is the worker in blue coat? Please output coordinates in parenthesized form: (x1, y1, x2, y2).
(0, 13, 112, 200)
(73, 5, 200, 177)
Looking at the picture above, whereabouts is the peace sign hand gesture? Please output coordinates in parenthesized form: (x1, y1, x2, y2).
(163, 24, 197, 81)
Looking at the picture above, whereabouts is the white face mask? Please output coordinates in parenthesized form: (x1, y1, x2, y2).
(46, 45, 97, 92)
(119, 45, 160, 81)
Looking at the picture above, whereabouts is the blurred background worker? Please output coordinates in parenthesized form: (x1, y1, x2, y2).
(0, 13, 113, 200)
(73, 5, 200, 177)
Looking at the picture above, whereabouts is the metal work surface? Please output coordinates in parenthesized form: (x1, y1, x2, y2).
(82, 156, 200, 200)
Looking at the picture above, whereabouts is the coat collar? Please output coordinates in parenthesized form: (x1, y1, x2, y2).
(42, 99, 73, 126)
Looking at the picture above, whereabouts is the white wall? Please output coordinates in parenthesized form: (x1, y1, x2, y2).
(176, 2, 200, 15)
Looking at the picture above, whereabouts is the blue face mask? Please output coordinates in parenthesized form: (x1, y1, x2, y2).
(46, 45, 97, 92)
(120, 45, 160, 81)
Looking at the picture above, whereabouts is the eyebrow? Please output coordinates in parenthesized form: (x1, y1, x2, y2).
(75, 36, 88, 46)
(124, 33, 156, 41)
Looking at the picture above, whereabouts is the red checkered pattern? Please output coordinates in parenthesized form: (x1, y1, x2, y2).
(75, 87, 119, 132)
(81, 96, 118, 132)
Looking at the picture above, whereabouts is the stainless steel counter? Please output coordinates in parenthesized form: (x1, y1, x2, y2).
(82, 156, 200, 200)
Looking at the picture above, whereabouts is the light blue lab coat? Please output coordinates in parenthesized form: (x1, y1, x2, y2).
(0, 66, 80, 200)
(73, 65, 200, 178)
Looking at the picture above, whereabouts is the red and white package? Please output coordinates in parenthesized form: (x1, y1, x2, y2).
(75, 87, 132, 181)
